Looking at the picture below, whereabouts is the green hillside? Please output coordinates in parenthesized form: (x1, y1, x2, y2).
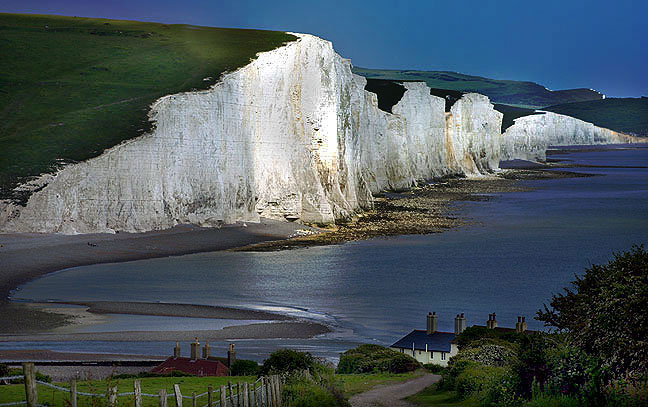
(0, 13, 296, 203)
(542, 97, 648, 136)
(352, 67, 603, 108)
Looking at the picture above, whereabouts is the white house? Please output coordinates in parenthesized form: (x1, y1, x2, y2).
(390, 312, 465, 366)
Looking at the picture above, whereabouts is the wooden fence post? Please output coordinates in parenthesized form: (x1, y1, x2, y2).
(274, 376, 281, 407)
(192, 392, 197, 407)
(174, 384, 183, 407)
(70, 380, 77, 407)
(255, 382, 261, 407)
(207, 385, 214, 407)
(264, 377, 271, 407)
(108, 386, 118, 407)
(159, 389, 168, 407)
(22, 363, 37, 407)
(134, 380, 142, 407)
(228, 382, 234, 407)
(219, 385, 226, 407)
(268, 376, 274, 407)
(243, 382, 249, 407)
(276, 376, 282, 407)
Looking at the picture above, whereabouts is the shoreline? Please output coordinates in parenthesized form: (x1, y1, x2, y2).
(0, 147, 633, 340)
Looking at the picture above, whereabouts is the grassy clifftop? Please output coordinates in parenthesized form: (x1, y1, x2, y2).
(353, 67, 603, 108)
(0, 13, 296, 202)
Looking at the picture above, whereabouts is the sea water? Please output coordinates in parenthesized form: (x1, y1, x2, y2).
(4, 145, 647, 362)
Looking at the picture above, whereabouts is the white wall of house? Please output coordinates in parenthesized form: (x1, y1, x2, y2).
(391, 345, 458, 367)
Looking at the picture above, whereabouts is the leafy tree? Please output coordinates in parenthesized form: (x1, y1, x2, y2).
(537, 245, 648, 377)
(230, 359, 260, 376)
(260, 349, 315, 375)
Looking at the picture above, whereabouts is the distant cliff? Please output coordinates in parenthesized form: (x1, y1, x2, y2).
(0, 34, 641, 234)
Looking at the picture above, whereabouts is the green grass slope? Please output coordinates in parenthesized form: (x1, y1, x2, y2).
(542, 97, 648, 136)
(0, 13, 296, 202)
(352, 67, 603, 108)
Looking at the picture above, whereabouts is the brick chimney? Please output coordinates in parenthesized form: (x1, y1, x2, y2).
(516, 316, 522, 333)
(426, 312, 438, 335)
(521, 316, 527, 332)
(190, 337, 200, 360)
(227, 343, 236, 368)
(202, 341, 211, 359)
(455, 313, 466, 335)
(491, 313, 498, 328)
(173, 341, 181, 358)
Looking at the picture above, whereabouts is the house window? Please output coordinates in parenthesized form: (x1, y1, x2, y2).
(441, 352, 446, 361)
(400, 348, 403, 353)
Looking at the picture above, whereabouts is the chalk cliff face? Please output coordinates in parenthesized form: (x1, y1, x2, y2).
(0, 33, 637, 234)
(501, 112, 639, 161)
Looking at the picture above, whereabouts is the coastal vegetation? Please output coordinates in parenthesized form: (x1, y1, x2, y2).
(337, 344, 421, 374)
(0, 13, 295, 203)
(409, 245, 648, 406)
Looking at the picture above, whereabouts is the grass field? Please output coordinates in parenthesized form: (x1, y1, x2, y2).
(542, 97, 648, 136)
(0, 371, 423, 406)
(0, 375, 257, 407)
(0, 13, 296, 202)
(353, 67, 603, 109)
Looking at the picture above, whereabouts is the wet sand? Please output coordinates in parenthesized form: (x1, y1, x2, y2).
(0, 321, 332, 342)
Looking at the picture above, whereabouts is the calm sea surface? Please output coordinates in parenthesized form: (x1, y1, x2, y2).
(5, 145, 648, 362)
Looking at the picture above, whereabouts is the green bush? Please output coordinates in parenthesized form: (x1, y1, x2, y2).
(524, 394, 582, 407)
(456, 326, 502, 349)
(440, 359, 481, 390)
(336, 344, 420, 374)
(423, 363, 446, 374)
(459, 341, 518, 368)
(456, 364, 507, 397)
(282, 358, 349, 406)
(230, 360, 260, 376)
(282, 381, 343, 407)
(261, 349, 316, 375)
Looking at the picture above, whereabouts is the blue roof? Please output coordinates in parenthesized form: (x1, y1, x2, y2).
(391, 330, 456, 352)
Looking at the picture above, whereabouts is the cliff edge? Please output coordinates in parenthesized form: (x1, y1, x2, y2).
(0, 33, 641, 234)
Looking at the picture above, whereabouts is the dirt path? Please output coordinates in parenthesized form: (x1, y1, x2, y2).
(349, 373, 441, 407)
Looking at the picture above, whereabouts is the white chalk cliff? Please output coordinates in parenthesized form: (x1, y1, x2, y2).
(0, 33, 641, 233)
(501, 111, 639, 162)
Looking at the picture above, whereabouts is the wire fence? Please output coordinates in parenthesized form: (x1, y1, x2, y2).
(1, 363, 283, 407)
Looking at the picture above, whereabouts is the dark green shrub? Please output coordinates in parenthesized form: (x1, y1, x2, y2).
(456, 326, 501, 349)
(336, 344, 420, 374)
(423, 363, 446, 374)
(261, 349, 315, 375)
(230, 359, 260, 376)
(282, 358, 350, 406)
(282, 381, 343, 407)
(0, 363, 8, 376)
(440, 358, 480, 390)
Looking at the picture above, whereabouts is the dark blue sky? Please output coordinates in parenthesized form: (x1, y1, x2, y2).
(3, 0, 647, 97)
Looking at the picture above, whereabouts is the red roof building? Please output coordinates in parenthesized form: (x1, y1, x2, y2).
(151, 357, 229, 377)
